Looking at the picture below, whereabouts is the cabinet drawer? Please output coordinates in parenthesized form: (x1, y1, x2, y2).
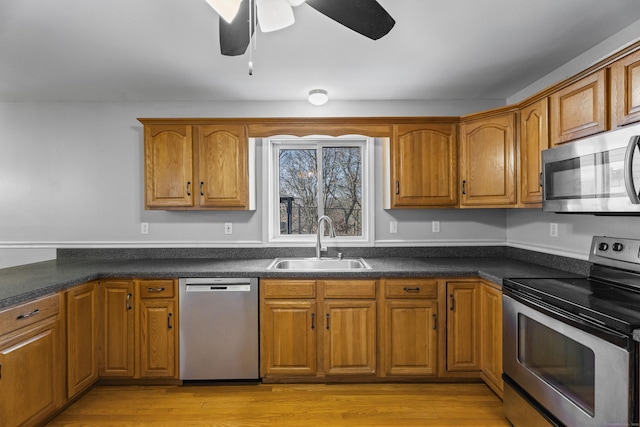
(262, 280, 316, 298)
(322, 280, 377, 299)
(0, 293, 60, 335)
(139, 280, 175, 299)
(384, 279, 438, 299)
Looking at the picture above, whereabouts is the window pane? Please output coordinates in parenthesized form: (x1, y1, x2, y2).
(323, 147, 362, 236)
(279, 148, 317, 234)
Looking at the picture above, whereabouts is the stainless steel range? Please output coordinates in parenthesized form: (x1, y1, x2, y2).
(503, 236, 640, 427)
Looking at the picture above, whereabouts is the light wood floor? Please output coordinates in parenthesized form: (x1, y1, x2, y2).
(47, 383, 510, 426)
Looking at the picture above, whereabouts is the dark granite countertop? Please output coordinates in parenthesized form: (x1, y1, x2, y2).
(0, 255, 583, 309)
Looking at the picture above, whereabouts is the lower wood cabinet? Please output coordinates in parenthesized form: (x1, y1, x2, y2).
(99, 279, 178, 379)
(0, 293, 64, 427)
(479, 282, 503, 397)
(260, 279, 377, 380)
(380, 279, 440, 377)
(446, 280, 481, 372)
(66, 281, 99, 399)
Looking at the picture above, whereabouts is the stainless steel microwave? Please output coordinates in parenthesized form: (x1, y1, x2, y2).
(542, 124, 640, 213)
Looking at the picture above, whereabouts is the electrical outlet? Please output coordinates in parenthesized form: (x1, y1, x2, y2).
(390, 221, 398, 234)
(432, 221, 440, 233)
(225, 223, 233, 234)
(140, 222, 149, 235)
(550, 222, 558, 237)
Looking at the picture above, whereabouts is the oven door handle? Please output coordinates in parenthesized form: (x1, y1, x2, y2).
(624, 135, 640, 204)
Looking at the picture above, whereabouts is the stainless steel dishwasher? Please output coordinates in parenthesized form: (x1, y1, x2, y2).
(179, 277, 259, 381)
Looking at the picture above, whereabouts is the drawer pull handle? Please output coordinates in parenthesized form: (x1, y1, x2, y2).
(403, 287, 420, 293)
(167, 313, 173, 329)
(16, 308, 39, 320)
(147, 287, 165, 293)
(311, 313, 315, 330)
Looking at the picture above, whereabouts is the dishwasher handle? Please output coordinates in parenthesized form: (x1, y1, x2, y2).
(185, 284, 252, 292)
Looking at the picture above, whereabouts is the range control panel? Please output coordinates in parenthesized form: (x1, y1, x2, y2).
(590, 236, 640, 271)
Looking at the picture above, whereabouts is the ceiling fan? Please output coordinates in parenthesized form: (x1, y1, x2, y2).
(205, 0, 396, 56)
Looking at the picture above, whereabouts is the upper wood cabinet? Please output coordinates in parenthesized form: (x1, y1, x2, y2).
(384, 123, 458, 208)
(550, 69, 608, 146)
(611, 49, 640, 128)
(460, 111, 517, 207)
(519, 98, 549, 206)
(142, 121, 254, 210)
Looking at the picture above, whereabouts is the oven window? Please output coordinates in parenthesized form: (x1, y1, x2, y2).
(518, 314, 595, 416)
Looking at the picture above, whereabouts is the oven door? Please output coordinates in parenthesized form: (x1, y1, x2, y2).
(503, 294, 631, 427)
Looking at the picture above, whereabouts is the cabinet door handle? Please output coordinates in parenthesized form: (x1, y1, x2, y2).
(311, 313, 315, 330)
(186, 181, 191, 196)
(403, 287, 420, 293)
(200, 182, 204, 196)
(16, 308, 39, 320)
(450, 294, 455, 311)
(433, 314, 437, 330)
(395, 180, 400, 195)
(167, 312, 173, 329)
(326, 313, 330, 330)
(126, 293, 132, 310)
(147, 287, 165, 293)
(539, 172, 543, 188)
(461, 180, 467, 195)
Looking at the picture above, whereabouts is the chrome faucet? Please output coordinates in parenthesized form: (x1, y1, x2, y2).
(316, 215, 336, 259)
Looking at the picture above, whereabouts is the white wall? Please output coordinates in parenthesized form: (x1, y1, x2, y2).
(0, 99, 506, 268)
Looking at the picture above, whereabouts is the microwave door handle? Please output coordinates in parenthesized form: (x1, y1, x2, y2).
(624, 135, 640, 204)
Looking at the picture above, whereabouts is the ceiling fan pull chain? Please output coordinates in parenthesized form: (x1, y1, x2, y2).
(248, 0, 254, 75)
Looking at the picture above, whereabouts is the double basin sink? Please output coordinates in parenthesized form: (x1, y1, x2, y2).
(267, 257, 371, 271)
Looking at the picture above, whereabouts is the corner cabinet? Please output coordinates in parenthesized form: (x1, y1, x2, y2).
(384, 123, 458, 208)
(141, 120, 254, 210)
(460, 110, 517, 207)
(446, 280, 481, 373)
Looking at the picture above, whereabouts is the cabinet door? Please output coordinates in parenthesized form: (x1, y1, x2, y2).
(389, 123, 458, 207)
(0, 319, 63, 427)
(446, 282, 480, 372)
(550, 69, 607, 146)
(195, 125, 249, 209)
(261, 300, 316, 376)
(139, 299, 176, 378)
(460, 112, 516, 207)
(66, 282, 98, 399)
(144, 124, 194, 208)
(519, 98, 548, 206)
(99, 281, 135, 377)
(480, 283, 503, 396)
(611, 49, 640, 128)
(323, 300, 377, 376)
(382, 300, 438, 376)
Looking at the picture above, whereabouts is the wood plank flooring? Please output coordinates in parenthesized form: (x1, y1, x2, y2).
(47, 383, 510, 426)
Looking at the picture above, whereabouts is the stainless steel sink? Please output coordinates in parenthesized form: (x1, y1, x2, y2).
(267, 257, 371, 271)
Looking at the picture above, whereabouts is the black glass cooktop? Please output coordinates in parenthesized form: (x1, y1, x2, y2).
(504, 276, 640, 335)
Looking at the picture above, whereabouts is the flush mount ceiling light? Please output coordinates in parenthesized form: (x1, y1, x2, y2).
(308, 89, 329, 106)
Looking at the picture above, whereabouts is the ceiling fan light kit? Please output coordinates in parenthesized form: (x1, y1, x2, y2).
(256, 0, 295, 32)
(308, 89, 329, 106)
(205, 0, 242, 23)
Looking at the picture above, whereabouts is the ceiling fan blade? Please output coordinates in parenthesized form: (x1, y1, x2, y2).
(305, 0, 395, 40)
(256, 0, 295, 33)
(219, 0, 255, 56)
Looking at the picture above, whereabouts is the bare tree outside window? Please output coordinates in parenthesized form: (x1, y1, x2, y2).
(278, 143, 363, 237)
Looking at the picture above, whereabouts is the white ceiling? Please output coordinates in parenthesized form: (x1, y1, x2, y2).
(2, 0, 640, 103)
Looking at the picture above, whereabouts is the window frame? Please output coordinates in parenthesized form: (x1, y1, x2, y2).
(264, 135, 374, 247)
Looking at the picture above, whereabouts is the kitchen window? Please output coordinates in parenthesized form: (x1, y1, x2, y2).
(264, 135, 374, 246)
